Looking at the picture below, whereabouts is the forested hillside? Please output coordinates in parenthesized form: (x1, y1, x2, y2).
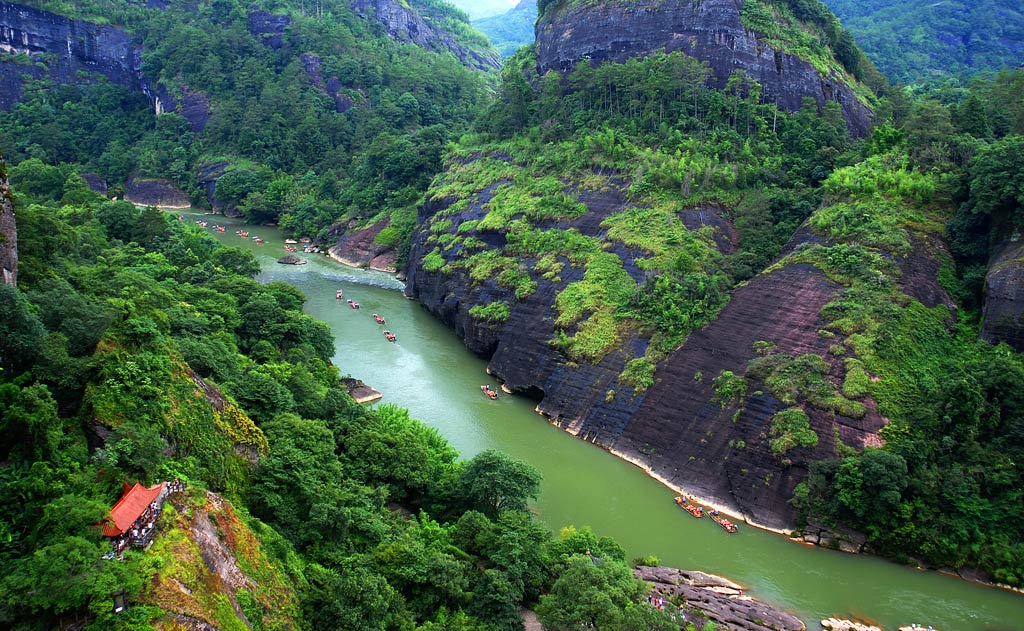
(0, 0, 497, 264)
(823, 0, 1024, 85)
(0, 161, 699, 630)
(2, 0, 1024, 628)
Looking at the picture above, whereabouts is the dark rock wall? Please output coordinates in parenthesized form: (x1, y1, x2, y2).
(535, 0, 873, 136)
(0, 1, 147, 110)
(351, 0, 501, 71)
(981, 236, 1024, 352)
(123, 176, 190, 208)
(0, 156, 15, 286)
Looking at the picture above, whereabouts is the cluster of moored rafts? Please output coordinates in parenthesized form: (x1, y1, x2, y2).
(674, 496, 738, 533)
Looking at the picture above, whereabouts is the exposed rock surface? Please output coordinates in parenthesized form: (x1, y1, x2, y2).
(820, 619, 880, 631)
(195, 160, 230, 213)
(153, 82, 212, 132)
(981, 235, 1024, 352)
(300, 51, 359, 113)
(278, 254, 307, 265)
(0, 155, 15, 286)
(0, 1, 147, 110)
(80, 173, 108, 195)
(535, 0, 873, 136)
(124, 176, 190, 208)
(406, 159, 894, 530)
(351, 0, 501, 71)
(328, 218, 397, 272)
(340, 377, 384, 404)
(248, 9, 291, 49)
(635, 565, 805, 631)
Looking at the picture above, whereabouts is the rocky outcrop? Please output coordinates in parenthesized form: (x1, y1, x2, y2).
(153, 82, 212, 132)
(0, 155, 15, 286)
(340, 377, 384, 404)
(195, 160, 230, 213)
(143, 491, 301, 630)
(278, 254, 308, 265)
(248, 9, 291, 49)
(123, 176, 190, 208)
(351, 0, 501, 71)
(635, 565, 805, 631)
(81, 173, 108, 195)
(981, 236, 1024, 352)
(300, 52, 359, 113)
(328, 218, 397, 272)
(0, 1, 146, 110)
(535, 0, 873, 136)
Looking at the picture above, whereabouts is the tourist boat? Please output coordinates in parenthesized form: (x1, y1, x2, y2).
(347, 299, 360, 309)
(285, 238, 298, 244)
(709, 510, 738, 533)
(336, 290, 343, 299)
(373, 313, 385, 325)
(284, 245, 298, 252)
(237, 230, 249, 237)
(675, 496, 704, 518)
(480, 385, 499, 400)
(383, 330, 397, 342)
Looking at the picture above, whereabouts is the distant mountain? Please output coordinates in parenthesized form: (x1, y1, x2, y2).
(447, 0, 518, 20)
(823, 0, 1024, 83)
(473, 0, 536, 57)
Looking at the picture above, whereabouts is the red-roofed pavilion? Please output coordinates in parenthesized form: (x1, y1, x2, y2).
(102, 482, 165, 538)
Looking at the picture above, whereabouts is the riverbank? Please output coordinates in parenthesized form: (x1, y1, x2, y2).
(205, 214, 1024, 631)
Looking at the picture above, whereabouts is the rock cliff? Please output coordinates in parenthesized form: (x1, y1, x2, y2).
(406, 152, 948, 531)
(0, 0, 147, 110)
(0, 154, 15, 286)
(635, 565, 805, 631)
(141, 490, 302, 630)
(981, 235, 1024, 352)
(351, 0, 501, 71)
(535, 0, 873, 136)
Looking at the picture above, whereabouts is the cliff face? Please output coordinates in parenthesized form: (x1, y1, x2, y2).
(0, 1, 147, 110)
(0, 156, 15, 286)
(535, 0, 873, 136)
(351, 0, 501, 71)
(981, 235, 1024, 352)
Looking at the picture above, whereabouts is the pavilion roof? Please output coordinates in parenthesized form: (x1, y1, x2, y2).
(101, 482, 165, 537)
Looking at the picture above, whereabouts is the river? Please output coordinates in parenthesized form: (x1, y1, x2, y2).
(203, 216, 1023, 630)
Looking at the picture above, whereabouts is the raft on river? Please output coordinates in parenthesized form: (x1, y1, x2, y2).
(481, 385, 498, 400)
(709, 510, 738, 533)
(675, 496, 704, 518)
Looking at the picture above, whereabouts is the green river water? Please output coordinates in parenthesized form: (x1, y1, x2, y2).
(203, 216, 1023, 631)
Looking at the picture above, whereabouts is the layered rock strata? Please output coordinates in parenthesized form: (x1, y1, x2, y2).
(535, 0, 873, 136)
(0, 0, 146, 110)
(635, 565, 805, 631)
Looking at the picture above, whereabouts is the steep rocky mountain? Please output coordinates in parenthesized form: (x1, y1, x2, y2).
(535, 0, 875, 137)
(0, 1, 147, 110)
(351, 0, 501, 71)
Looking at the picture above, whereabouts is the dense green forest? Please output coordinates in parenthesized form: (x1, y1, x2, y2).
(0, 162, 691, 630)
(1, 0, 497, 260)
(2, 0, 1024, 627)
(823, 0, 1024, 85)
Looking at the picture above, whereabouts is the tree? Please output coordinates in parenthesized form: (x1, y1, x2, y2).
(455, 450, 541, 519)
(535, 555, 670, 631)
(0, 283, 45, 373)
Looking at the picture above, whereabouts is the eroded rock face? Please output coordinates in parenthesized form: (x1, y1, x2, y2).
(0, 1, 147, 110)
(981, 235, 1024, 352)
(351, 0, 501, 71)
(329, 218, 398, 272)
(0, 157, 15, 286)
(154, 82, 212, 132)
(248, 9, 291, 49)
(635, 565, 805, 631)
(535, 0, 873, 136)
(123, 176, 190, 208)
